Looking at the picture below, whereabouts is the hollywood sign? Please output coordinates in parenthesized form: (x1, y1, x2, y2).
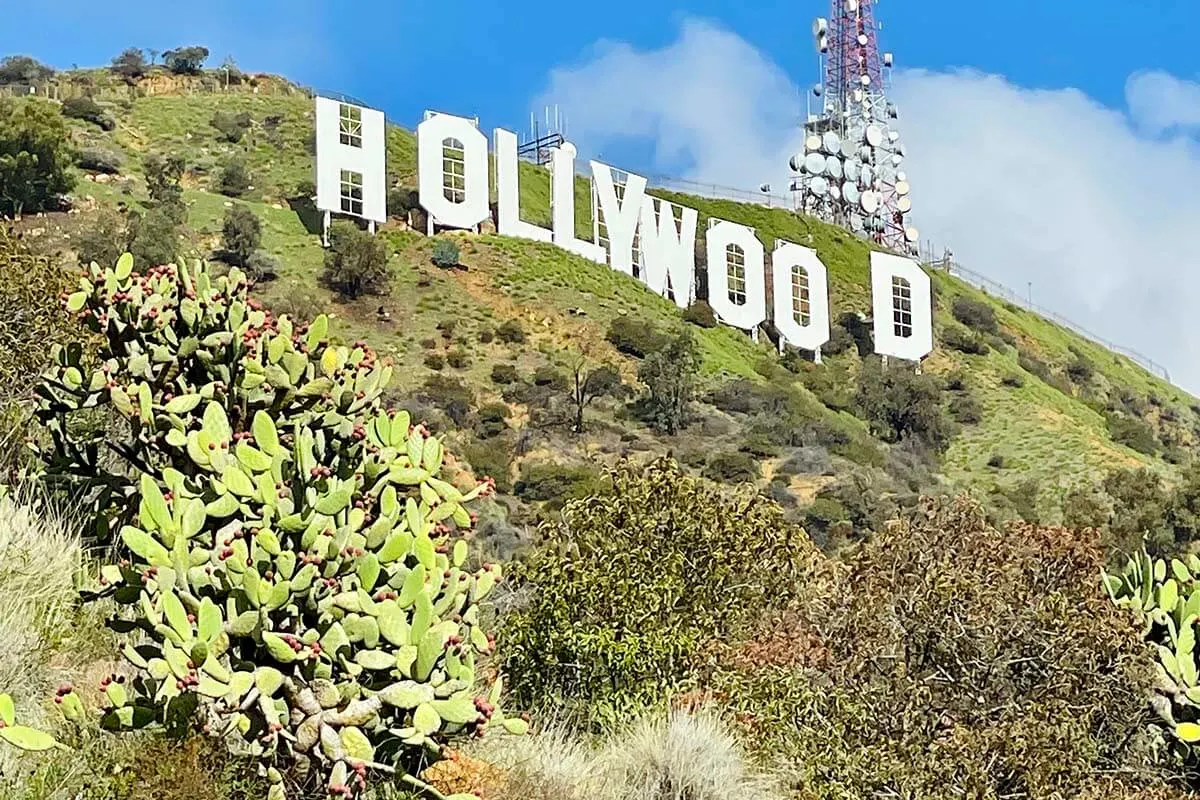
(314, 98, 933, 362)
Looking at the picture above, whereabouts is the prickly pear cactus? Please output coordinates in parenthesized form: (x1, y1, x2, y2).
(33, 254, 522, 799)
(1105, 548, 1200, 747)
(0, 691, 71, 751)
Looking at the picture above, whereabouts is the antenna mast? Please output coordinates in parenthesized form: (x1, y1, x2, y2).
(791, 0, 916, 254)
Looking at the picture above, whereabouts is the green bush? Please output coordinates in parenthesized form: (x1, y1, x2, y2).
(221, 205, 261, 269)
(0, 55, 53, 86)
(162, 45, 209, 74)
(473, 403, 509, 439)
(127, 207, 181, 269)
(245, 251, 280, 282)
(987, 453, 1005, 468)
(950, 296, 999, 335)
(61, 95, 116, 131)
(636, 329, 699, 435)
(948, 392, 983, 424)
(502, 458, 812, 726)
(417, 375, 473, 427)
(76, 209, 134, 270)
(853, 358, 952, 453)
(1067, 356, 1095, 384)
(495, 320, 526, 345)
(682, 300, 717, 328)
(76, 147, 123, 174)
(110, 48, 149, 81)
(478, 328, 494, 344)
(941, 323, 989, 355)
(0, 97, 76, 216)
(513, 462, 601, 509)
(216, 159, 252, 197)
(702, 452, 760, 484)
(532, 365, 566, 389)
(606, 316, 666, 358)
(460, 437, 514, 494)
(446, 349, 470, 369)
(1001, 372, 1025, 388)
(143, 152, 186, 216)
(210, 109, 252, 143)
(320, 221, 391, 299)
(1108, 413, 1158, 455)
(490, 364, 518, 385)
(33, 253, 522, 798)
(423, 353, 445, 371)
(431, 239, 460, 268)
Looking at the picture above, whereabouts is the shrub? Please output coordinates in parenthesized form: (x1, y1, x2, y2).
(431, 239, 460, 268)
(474, 403, 510, 439)
(76, 147, 122, 174)
(110, 47, 148, 81)
(75, 209, 133, 271)
(162, 45, 209, 74)
(636, 329, 699, 435)
(320, 220, 392, 299)
(220, 205, 261, 268)
(1067, 356, 1095, 383)
(854, 358, 952, 453)
(1018, 351, 1052, 382)
(1108, 413, 1158, 455)
(294, 179, 316, 199)
(496, 320, 526, 345)
(822, 323, 855, 357)
(143, 152, 186, 214)
(606, 316, 666, 358)
(948, 392, 983, 424)
(478, 328, 494, 344)
(491, 364, 518, 385)
(682, 300, 717, 328)
(244, 251, 279, 282)
(61, 96, 115, 131)
(424, 353, 445, 370)
(0, 97, 76, 216)
(705, 497, 1171, 798)
(778, 446, 833, 476)
(437, 319, 457, 340)
(460, 438, 514, 494)
(702, 452, 759, 484)
(446, 349, 470, 369)
(0, 56, 53, 86)
(513, 462, 601, 509)
(127, 207, 180, 269)
(987, 453, 1005, 468)
(387, 187, 420, 219)
(1001, 372, 1025, 388)
(532, 365, 566, 389)
(951, 296, 999, 335)
(1061, 487, 1110, 531)
(216, 159, 252, 197)
(33, 254, 521, 797)
(210, 109, 251, 143)
(417, 375, 473, 426)
(502, 458, 813, 725)
(941, 323, 989, 355)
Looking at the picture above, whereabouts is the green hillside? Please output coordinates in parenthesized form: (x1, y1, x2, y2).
(10, 71, 1198, 530)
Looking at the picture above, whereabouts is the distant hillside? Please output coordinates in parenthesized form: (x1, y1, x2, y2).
(10, 67, 1199, 538)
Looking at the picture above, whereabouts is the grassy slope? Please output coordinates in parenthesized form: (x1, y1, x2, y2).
(47, 84, 1199, 515)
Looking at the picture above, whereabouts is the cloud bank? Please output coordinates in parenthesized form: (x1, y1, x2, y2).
(535, 18, 1200, 394)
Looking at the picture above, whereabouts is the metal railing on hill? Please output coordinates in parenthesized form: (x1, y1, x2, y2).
(632, 173, 1174, 384)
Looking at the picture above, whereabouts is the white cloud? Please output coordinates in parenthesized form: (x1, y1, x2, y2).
(535, 19, 1200, 394)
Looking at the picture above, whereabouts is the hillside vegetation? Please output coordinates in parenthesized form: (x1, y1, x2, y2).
(4, 52, 1200, 800)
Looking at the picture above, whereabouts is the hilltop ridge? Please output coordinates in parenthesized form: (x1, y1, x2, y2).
(5, 65, 1197, 535)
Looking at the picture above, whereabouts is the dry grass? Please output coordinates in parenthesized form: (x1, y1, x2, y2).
(0, 490, 85, 782)
(468, 709, 783, 800)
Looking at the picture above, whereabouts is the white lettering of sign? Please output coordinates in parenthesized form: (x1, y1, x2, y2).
(315, 99, 933, 362)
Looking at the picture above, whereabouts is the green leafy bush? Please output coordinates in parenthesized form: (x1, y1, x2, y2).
(682, 300, 716, 329)
(0, 56, 53, 86)
(163, 46, 209, 75)
(245, 252, 280, 283)
(606, 317, 666, 358)
(853, 358, 952, 453)
(111, 48, 149, 82)
(490, 364, 518, 385)
(636, 329, 699, 435)
(217, 159, 252, 198)
(512, 462, 600, 509)
(702, 452, 759, 484)
(495, 320, 525, 345)
(502, 458, 812, 727)
(950, 296, 999, 335)
(940, 323, 989, 355)
(320, 221, 391, 300)
(948, 392, 983, 424)
(0, 97, 76, 217)
(1108, 412, 1158, 456)
(221, 205, 262, 269)
(61, 96, 115, 131)
(424, 354, 445, 371)
(431, 239, 460, 269)
(77, 147, 123, 175)
(446, 350, 470, 370)
(34, 254, 522, 799)
(210, 110, 252, 143)
(127, 207, 181, 270)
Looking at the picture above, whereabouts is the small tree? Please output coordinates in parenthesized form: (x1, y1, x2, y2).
(110, 48, 148, 82)
(320, 220, 391, 298)
(221, 205, 261, 268)
(61, 96, 115, 131)
(210, 110, 251, 143)
(0, 97, 76, 217)
(128, 207, 179, 268)
(854, 356, 953, 454)
(216, 159, 251, 197)
(0, 56, 53, 86)
(162, 46, 209, 75)
(568, 353, 622, 433)
(637, 329, 699, 435)
(142, 152, 185, 218)
(76, 209, 133, 268)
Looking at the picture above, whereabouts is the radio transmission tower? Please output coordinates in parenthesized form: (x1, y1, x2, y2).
(790, 0, 916, 254)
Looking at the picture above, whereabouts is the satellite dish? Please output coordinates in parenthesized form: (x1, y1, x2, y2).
(842, 182, 860, 204)
(826, 157, 843, 179)
(852, 88, 864, 103)
(860, 190, 879, 213)
(895, 180, 910, 196)
(809, 176, 828, 196)
(846, 0, 859, 10)
(891, 153, 903, 167)
(896, 170, 907, 182)
(905, 226, 920, 243)
(829, 182, 842, 201)
(840, 139, 857, 159)
(887, 130, 900, 143)
(850, 215, 865, 232)
(818, 37, 829, 54)
(843, 159, 860, 181)
(822, 131, 841, 154)
(857, 33, 869, 45)
(805, 134, 823, 152)
(812, 84, 823, 97)
(813, 17, 828, 35)
(860, 74, 872, 87)
(865, 125, 883, 147)
(789, 154, 803, 172)
(804, 152, 827, 175)
(897, 196, 912, 212)
(760, 183, 772, 193)
(883, 52, 894, 67)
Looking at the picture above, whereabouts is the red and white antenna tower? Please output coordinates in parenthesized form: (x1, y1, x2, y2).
(790, 0, 917, 254)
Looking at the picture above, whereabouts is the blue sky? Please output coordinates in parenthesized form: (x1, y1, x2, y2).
(5, 0, 1200, 388)
(2, 0, 1196, 137)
